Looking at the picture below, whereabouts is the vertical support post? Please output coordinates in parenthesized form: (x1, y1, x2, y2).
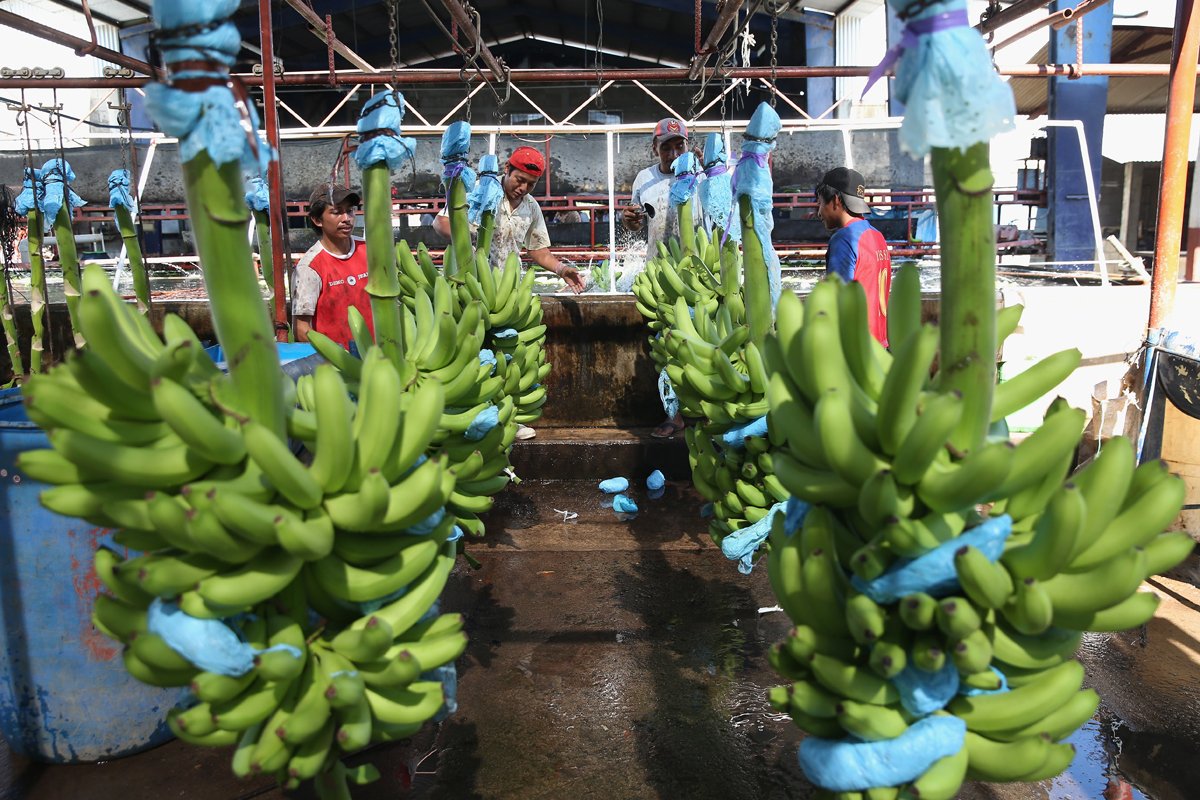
(802, 10, 835, 117)
(1119, 160, 1142, 252)
(1186, 152, 1200, 282)
(1046, 0, 1113, 267)
(1149, 0, 1200, 329)
(606, 130, 616, 293)
(259, 0, 290, 341)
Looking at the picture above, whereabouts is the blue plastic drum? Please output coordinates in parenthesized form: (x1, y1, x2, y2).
(0, 389, 178, 762)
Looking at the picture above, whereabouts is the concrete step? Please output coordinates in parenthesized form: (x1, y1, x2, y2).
(478, 479, 713, 552)
(509, 425, 690, 481)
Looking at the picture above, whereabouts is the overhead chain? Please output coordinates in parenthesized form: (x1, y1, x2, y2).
(387, 0, 399, 86)
(769, 0, 779, 108)
(594, 0, 605, 109)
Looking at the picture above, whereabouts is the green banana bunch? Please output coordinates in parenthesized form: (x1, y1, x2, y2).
(632, 221, 776, 544)
(761, 268, 1189, 797)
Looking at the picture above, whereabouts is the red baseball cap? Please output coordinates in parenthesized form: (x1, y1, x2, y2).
(508, 146, 545, 178)
(653, 117, 688, 145)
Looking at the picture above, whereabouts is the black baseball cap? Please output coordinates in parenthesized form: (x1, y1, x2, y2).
(308, 184, 361, 217)
(817, 167, 871, 215)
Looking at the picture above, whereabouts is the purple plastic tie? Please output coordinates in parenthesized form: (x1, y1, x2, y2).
(442, 159, 470, 200)
(705, 163, 729, 178)
(862, 9, 970, 97)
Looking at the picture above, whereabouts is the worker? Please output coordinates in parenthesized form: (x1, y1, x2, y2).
(292, 184, 371, 346)
(433, 146, 586, 293)
(816, 167, 892, 346)
(620, 117, 702, 260)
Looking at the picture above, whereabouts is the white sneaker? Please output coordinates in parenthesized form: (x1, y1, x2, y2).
(515, 424, 537, 441)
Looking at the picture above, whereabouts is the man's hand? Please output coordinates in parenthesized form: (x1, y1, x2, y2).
(558, 266, 586, 294)
(621, 203, 645, 232)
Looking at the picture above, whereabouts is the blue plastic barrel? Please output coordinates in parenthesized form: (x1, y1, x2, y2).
(0, 389, 179, 762)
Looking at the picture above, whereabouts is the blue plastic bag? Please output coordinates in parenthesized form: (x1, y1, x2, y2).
(599, 477, 629, 494)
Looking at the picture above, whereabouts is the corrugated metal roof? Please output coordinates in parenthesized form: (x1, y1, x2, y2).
(1012, 26, 1186, 115)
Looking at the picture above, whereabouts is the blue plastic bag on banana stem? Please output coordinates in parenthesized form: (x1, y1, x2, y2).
(439, 120, 476, 195)
(852, 514, 1012, 603)
(646, 470, 665, 491)
(38, 159, 85, 233)
(798, 714, 967, 792)
(464, 405, 500, 441)
(669, 152, 702, 208)
(893, 660, 960, 716)
(243, 174, 270, 212)
(354, 91, 418, 171)
(147, 599, 300, 676)
(478, 348, 498, 372)
(144, 0, 273, 173)
(492, 327, 518, 342)
(721, 415, 768, 449)
(784, 496, 811, 535)
(699, 132, 739, 241)
(468, 153, 504, 224)
(720, 501, 788, 574)
(13, 168, 41, 216)
(658, 367, 680, 420)
(864, 0, 1014, 157)
(599, 477, 630, 494)
(109, 169, 136, 214)
(426, 663, 459, 721)
(732, 103, 782, 306)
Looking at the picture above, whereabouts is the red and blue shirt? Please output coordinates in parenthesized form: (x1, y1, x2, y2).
(826, 219, 892, 346)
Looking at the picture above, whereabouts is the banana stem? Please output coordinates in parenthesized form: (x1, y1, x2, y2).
(739, 195, 772, 347)
(27, 209, 46, 375)
(53, 206, 82, 337)
(679, 197, 697, 257)
(932, 143, 997, 453)
(477, 209, 496, 264)
(116, 205, 151, 316)
(362, 163, 403, 365)
(718, 227, 740, 297)
(446, 177, 472, 279)
(181, 153, 285, 438)
(251, 208, 274, 305)
(0, 258, 24, 380)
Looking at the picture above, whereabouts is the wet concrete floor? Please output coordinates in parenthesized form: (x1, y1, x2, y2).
(2, 473, 1199, 799)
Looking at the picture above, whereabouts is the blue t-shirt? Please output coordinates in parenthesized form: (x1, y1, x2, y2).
(826, 218, 892, 345)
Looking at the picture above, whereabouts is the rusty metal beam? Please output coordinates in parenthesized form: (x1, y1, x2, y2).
(1148, 0, 1200, 330)
(282, 0, 382, 76)
(0, 62, 1174, 90)
(259, 0, 290, 342)
(689, 0, 745, 80)
(434, 0, 508, 84)
(991, 0, 1113, 55)
(0, 8, 157, 76)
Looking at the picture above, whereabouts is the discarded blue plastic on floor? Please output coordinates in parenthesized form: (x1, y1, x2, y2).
(0, 389, 179, 763)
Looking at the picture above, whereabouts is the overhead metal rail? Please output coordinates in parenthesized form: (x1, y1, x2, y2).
(0, 63, 1173, 90)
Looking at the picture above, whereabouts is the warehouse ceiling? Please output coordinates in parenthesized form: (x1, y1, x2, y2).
(9, 1, 1183, 121)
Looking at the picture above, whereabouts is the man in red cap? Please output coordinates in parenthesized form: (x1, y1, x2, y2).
(434, 145, 585, 293)
(292, 184, 372, 346)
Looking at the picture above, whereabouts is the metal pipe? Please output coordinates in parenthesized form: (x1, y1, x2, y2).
(0, 62, 1173, 90)
(1148, 0, 1200, 331)
(436, 0, 508, 84)
(259, 0, 291, 341)
(0, 9, 157, 77)
(689, 0, 745, 79)
(991, 0, 1112, 55)
(977, 0, 1054, 36)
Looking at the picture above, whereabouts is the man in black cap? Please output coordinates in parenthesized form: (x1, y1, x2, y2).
(292, 184, 371, 346)
(816, 167, 892, 346)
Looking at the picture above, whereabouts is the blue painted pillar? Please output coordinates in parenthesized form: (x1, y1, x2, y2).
(803, 12, 835, 117)
(886, 0, 906, 117)
(1046, 1, 1113, 267)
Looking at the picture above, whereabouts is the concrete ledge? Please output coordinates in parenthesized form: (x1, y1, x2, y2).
(509, 426, 690, 481)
